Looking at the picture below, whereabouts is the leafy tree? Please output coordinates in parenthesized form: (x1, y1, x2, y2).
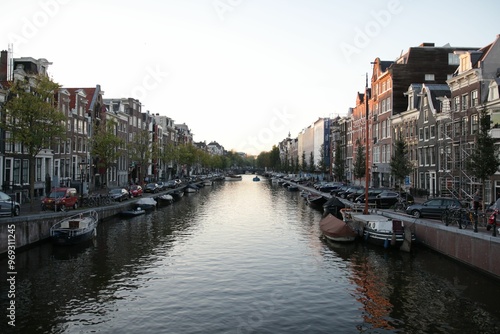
(317, 143, 327, 174)
(269, 146, 281, 170)
(309, 152, 315, 173)
(390, 136, 413, 190)
(466, 110, 500, 231)
(162, 142, 180, 178)
(90, 119, 124, 187)
(301, 151, 307, 172)
(353, 139, 366, 180)
(0, 75, 66, 208)
(128, 128, 152, 184)
(332, 140, 345, 182)
(178, 143, 198, 177)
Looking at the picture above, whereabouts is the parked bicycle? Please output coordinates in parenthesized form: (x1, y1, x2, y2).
(441, 205, 463, 227)
(393, 197, 409, 212)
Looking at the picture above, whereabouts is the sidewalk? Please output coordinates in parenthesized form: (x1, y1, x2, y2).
(20, 197, 43, 214)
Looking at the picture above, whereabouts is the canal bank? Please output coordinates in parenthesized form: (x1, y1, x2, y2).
(0, 186, 187, 256)
(292, 181, 500, 280)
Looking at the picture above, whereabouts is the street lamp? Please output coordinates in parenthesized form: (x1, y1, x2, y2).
(372, 164, 378, 187)
(79, 161, 86, 206)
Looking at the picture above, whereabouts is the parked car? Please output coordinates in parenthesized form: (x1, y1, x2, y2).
(165, 180, 177, 188)
(109, 188, 130, 202)
(405, 197, 464, 218)
(375, 191, 414, 209)
(129, 185, 143, 197)
(354, 188, 388, 204)
(0, 191, 20, 217)
(145, 183, 160, 193)
(346, 187, 366, 202)
(42, 187, 79, 211)
(330, 185, 349, 196)
(156, 181, 168, 191)
(338, 186, 363, 199)
(319, 183, 344, 193)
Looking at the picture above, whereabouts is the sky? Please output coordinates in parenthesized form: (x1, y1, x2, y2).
(1, 0, 500, 155)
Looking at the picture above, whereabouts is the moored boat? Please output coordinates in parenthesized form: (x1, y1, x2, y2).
(185, 183, 200, 193)
(306, 193, 327, 207)
(157, 194, 173, 205)
(120, 206, 146, 217)
(319, 214, 358, 243)
(351, 213, 415, 251)
(171, 189, 184, 200)
(135, 197, 157, 211)
(50, 210, 98, 246)
(253, 176, 260, 182)
(225, 174, 242, 181)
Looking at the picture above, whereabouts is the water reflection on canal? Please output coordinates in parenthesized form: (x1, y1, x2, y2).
(2, 175, 500, 333)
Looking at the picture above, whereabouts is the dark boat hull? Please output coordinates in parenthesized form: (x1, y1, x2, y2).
(50, 229, 96, 246)
(363, 229, 415, 248)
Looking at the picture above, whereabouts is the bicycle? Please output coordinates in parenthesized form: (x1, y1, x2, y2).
(393, 197, 408, 212)
(441, 205, 462, 227)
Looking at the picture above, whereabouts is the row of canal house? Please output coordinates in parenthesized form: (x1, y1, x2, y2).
(331, 34, 500, 204)
(277, 34, 500, 205)
(0, 48, 196, 204)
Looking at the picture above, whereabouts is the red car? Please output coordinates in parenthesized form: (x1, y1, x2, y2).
(129, 185, 143, 197)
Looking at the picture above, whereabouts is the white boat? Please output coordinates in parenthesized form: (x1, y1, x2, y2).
(185, 184, 200, 193)
(135, 197, 157, 210)
(50, 210, 98, 246)
(351, 213, 415, 251)
(203, 179, 213, 186)
(157, 194, 173, 205)
(225, 174, 242, 181)
(120, 207, 146, 217)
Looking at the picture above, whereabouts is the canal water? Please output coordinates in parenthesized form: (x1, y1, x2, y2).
(2, 175, 500, 333)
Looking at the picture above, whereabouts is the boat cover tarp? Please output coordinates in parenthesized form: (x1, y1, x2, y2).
(319, 214, 357, 238)
(323, 197, 345, 209)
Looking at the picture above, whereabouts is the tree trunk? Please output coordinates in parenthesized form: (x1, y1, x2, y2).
(29, 156, 36, 211)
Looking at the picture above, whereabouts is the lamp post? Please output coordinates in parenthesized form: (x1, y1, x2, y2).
(79, 161, 86, 206)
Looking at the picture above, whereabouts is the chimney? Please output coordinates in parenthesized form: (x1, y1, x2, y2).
(0, 50, 7, 81)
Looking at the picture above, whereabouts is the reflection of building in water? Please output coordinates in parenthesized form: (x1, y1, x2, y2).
(351, 260, 395, 331)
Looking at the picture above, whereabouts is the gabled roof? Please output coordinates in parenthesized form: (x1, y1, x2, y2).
(421, 84, 451, 113)
(63, 87, 96, 111)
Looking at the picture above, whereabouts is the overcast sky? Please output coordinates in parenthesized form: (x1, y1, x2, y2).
(1, 0, 499, 155)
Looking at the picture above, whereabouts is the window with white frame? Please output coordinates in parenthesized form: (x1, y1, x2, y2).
(453, 96, 460, 112)
(425, 74, 435, 81)
(471, 114, 479, 134)
(471, 90, 478, 106)
(386, 98, 391, 111)
(430, 125, 436, 139)
(461, 117, 468, 136)
(419, 128, 424, 141)
(385, 144, 391, 162)
(373, 146, 380, 163)
(461, 94, 469, 111)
